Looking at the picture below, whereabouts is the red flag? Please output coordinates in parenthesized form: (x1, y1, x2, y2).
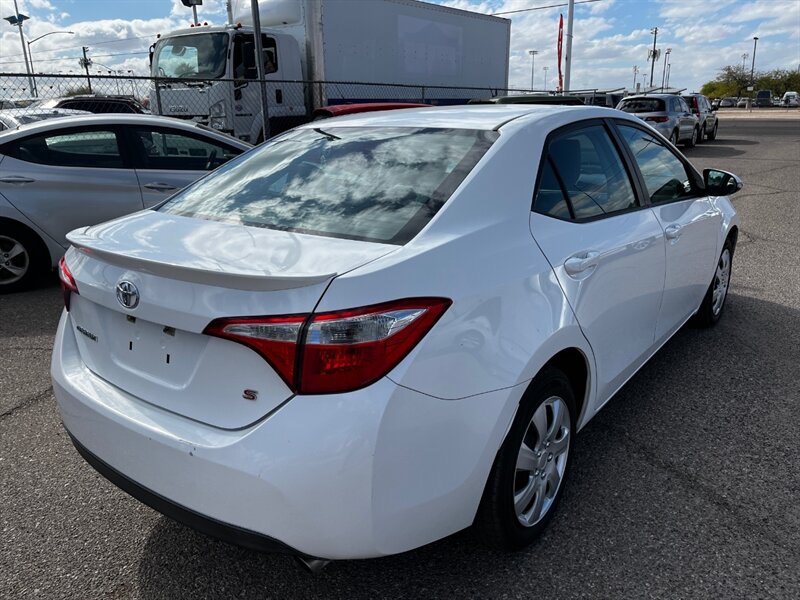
(557, 14, 564, 92)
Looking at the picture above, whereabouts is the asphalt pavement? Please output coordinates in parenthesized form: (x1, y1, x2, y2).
(1, 116, 799, 599)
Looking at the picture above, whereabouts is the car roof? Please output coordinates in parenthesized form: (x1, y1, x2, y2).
(295, 104, 617, 131)
(620, 94, 675, 100)
(0, 113, 252, 148)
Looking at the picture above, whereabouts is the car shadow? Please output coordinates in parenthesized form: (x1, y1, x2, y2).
(133, 291, 799, 598)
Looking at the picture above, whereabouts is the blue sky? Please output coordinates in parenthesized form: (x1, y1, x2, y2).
(1, 0, 798, 92)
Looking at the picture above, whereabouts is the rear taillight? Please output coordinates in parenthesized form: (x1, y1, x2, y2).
(58, 256, 78, 310)
(204, 298, 451, 395)
(645, 116, 669, 123)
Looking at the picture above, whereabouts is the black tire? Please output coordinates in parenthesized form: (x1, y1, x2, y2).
(707, 120, 718, 140)
(684, 126, 699, 148)
(697, 124, 706, 144)
(474, 367, 576, 550)
(669, 130, 679, 146)
(0, 224, 47, 294)
(693, 237, 734, 328)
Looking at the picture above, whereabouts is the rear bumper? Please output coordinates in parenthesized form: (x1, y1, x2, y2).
(51, 312, 518, 559)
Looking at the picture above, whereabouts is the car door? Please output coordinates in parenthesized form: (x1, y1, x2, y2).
(0, 126, 143, 246)
(529, 121, 666, 403)
(677, 97, 696, 138)
(124, 125, 244, 208)
(615, 122, 721, 344)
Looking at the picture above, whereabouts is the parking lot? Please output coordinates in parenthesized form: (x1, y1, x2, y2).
(1, 115, 798, 599)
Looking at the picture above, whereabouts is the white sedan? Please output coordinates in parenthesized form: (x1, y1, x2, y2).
(0, 114, 252, 292)
(51, 105, 741, 570)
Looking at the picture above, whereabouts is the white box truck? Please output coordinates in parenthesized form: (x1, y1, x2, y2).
(149, 0, 510, 141)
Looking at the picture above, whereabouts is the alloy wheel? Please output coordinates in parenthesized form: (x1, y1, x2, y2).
(0, 235, 29, 285)
(514, 396, 571, 527)
(712, 248, 731, 315)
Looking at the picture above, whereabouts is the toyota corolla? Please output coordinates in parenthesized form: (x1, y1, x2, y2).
(51, 105, 741, 569)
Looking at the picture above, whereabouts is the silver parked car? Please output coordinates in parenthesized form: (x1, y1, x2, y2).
(616, 94, 700, 147)
(0, 114, 252, 292)
(682, 93, 718, 141)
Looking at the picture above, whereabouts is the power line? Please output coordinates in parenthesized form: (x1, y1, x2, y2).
(1, 34, 155, 62)
(493, 0, 602, 16)
(0, 50, 149, 67)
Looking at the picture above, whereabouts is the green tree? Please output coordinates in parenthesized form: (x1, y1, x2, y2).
(702, 65, 800, 99)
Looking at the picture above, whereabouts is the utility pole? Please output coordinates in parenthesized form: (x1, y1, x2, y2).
(632, 65, 639, 91)
(661, 48, 671, 90)
(6, 0, 34, 94)
(250, 0, 270, 141)
(528, 50, 538, 91)
(81, 46, 93, 93)
(649, 27, 658, 88)
(741, 53, 748, 72)
(563, 0, 575, 92)
(750, 37, 758, 89)
(543, 66, 549, 91)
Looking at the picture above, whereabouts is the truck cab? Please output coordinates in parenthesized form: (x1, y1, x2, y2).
(150, 26, 305, 142)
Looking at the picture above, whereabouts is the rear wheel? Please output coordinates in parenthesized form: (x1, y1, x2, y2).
(707, 120, 719, 140)
(0, 227, 45, 293)
(474, 367, 575, 550)
(684, 126, 699, 148)
(669, 130, 679, 145)
(693, 238, 733, 327)
(698, 124, 706, 144)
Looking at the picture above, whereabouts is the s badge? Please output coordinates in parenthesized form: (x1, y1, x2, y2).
(242, 389, 258, 401)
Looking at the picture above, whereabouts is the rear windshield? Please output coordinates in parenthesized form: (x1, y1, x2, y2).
(617, 98, 665, 113)
(158, 126, 497, 244)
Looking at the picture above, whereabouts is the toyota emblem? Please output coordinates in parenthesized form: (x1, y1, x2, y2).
(116, 280, 140, 309)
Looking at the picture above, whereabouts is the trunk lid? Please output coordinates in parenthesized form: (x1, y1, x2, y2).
(64, 210, 396, 429)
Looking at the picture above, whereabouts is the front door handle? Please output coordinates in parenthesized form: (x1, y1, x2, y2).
(0, 176, 35, 185)
(665, 224, 683, 240)
(143, 182, 178, 193)
(564, 251, 600, 276)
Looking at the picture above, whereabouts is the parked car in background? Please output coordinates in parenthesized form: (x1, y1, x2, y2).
(782, 91, 799, 107)
(52, 105, 741, 568)
(469, 94, 584, 105)
(711, 98, 721, 109)
(312, 102, 430, 120)
(736, 98, 748, 108)
(0, 108, 91, 132)
(755, 90, 773, 108)
(616, 94, 700, 147)
(719, 97, 738, 108)
(0, 114, 252, 292)
(28, 95, 148, 114)
(682, 93, 718, 141)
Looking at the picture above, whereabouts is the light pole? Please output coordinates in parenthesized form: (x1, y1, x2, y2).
(741, 53, 748, 72)
(3, 0, 34, 94)
(632, 65, 639, 91)
(649, 27, 658, 88)
(750, 36, 758, 91)
(665, 64, 671, 89)
(661, 48, 671, 90)
(27, 30, 74, 97)
(94, 62, 122, 94)
(528, 50, 538, 91)
(543, 66, 549, 91)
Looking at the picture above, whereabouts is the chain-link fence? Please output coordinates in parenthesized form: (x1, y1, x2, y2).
(0, 72, 609, 139)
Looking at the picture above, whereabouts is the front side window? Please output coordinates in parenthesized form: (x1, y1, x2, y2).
(233, 34, 278, 79)
(618, 124, 695, 204)
(133, 128, 241, 170)
(4, 129, 122, 168)
(152, 33, 229, 79)
(542, 125, 638, 219)
(159, 127, 496, 244)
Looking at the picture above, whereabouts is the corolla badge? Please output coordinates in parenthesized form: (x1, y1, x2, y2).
(116, 280, 140, 309)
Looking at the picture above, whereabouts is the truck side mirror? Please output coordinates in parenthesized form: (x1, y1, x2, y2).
(243, 40, 257, 77)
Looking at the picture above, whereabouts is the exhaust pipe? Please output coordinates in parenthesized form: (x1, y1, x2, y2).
(295, 555, 331, 574)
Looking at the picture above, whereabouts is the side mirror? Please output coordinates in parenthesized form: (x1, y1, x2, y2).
(704, 169, 743, 196)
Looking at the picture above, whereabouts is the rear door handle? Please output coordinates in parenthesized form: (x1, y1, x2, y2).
(564, 251, 600, 276)
(665, 224, 683, 240)
(142, 182, 178, 193)
(0, 176, 35, 185)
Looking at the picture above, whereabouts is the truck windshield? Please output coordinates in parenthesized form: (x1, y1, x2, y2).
(153, 33, 228, 79)
(158, 127, 498, 244)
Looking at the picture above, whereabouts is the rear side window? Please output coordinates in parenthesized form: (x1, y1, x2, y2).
(4, 129, 123, 168)
(132, 127, 241, 170)
(537, 125, 637, 220)
(159, 127, 496, 244)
